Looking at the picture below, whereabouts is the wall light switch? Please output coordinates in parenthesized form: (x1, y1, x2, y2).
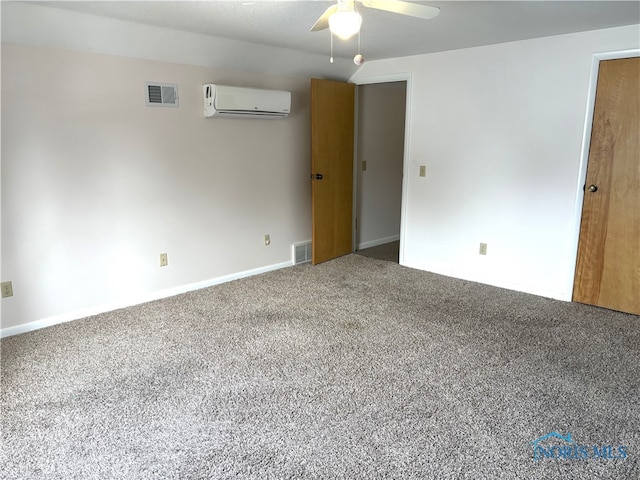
(362, 160, 367, 171)
(479, 243, 488, 255)
(419, 165, 426, 177)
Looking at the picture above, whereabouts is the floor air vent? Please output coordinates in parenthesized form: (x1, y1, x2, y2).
(293, 241, 312, 265)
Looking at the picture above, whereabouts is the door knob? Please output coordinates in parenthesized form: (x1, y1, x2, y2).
(588, 184, 598, 192)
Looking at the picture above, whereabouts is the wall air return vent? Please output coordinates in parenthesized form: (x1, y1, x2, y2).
(293, 241, 312, 265)
(145, 82, 179, 107)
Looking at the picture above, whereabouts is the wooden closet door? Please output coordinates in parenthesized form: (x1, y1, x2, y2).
(310, 78, 355, 265)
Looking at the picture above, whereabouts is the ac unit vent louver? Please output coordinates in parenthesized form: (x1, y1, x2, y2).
(203, 84, 290, 119)
(146, 82, 179, 107)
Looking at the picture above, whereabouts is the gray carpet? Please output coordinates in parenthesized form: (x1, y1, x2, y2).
(2, 254, 639, 479)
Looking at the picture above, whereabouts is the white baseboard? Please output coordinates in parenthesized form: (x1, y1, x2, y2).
(1, 260, 293, 338)
(401, 258, 570, 302)
(357, 234, 400, 251)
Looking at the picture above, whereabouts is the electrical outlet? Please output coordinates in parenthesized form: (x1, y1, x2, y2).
(160, 253, 168, 267)
(264, 234, 271, 246)
(419, 165, 426, 177)
(1, 281, 13, 298)
(479, 243, 488, 255)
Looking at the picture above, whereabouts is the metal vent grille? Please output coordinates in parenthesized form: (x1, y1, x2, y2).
(145, 82, 178, 107)
(293, 241, 312, 265)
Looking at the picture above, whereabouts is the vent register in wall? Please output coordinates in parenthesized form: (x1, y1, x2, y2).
(293, 242, 312, 265)
(145, 82, 178, 107)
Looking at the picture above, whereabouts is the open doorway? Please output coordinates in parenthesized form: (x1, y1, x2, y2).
(355, 81, 407, 263)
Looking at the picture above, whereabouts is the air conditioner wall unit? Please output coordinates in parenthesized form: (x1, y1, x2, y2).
(203, 84, 291, 119)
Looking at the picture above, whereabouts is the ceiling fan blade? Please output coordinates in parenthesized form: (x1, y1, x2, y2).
(310, 4, 339, 32)
(361, 0, 440, 20)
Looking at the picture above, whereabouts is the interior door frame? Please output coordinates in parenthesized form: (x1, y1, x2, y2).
(352, 72, 412, 265)
(567, 48, 640, 300)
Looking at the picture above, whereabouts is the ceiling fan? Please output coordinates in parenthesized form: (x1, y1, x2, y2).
(311, 0, 440, 40)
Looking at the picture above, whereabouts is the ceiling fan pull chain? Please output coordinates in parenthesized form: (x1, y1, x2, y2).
(330, 32, 334, 63)
(354, 30, 365, 65)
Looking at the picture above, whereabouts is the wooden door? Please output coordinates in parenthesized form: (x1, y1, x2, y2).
(310, 78, 356, 264)
(573, 57, 640, 315)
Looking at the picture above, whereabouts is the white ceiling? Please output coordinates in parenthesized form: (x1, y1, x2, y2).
(36, 1, 640, 62)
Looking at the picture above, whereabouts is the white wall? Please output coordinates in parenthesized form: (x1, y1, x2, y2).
(351, 25, 640, 300)
(1, 43, 312, 335)
(356, 82, 405, 249)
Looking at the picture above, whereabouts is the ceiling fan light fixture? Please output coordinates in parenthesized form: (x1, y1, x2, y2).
(329, 10, 362, 40)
